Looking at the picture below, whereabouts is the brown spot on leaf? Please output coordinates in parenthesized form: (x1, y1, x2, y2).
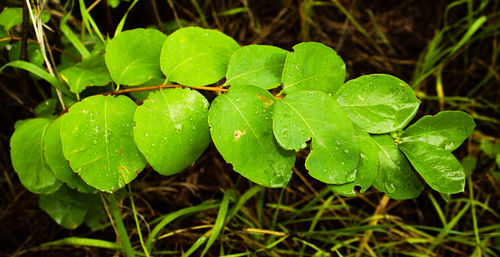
(257, 94, 274, 108)
(234, 129, 246, 141)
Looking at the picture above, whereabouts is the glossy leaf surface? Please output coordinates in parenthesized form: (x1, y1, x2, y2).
(372, 134, 423, 199)
(400, 141, 465, 194)
(272, 90, 359, 184)
(400, 111, 475, 151)
(105, 28, 167, 85)
(226, 45, 288, 89)
(160, 27, 240, 87)
(61, 55, 111, 94)
(10, 118, 62, 194)
(61, 95, 146, 192)
(208, 85, 295, 187)
(335, 74, 420, 134)
(330, 131, 379, 196)
(134, 88, 211, 175)
(44, 117, 96, 193)
(282, 42, 346, 94)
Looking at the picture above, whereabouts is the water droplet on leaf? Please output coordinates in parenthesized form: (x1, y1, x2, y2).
(384, 183, 397, 193)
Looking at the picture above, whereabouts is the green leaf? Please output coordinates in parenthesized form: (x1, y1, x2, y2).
(400, 111, 475, 151)
(60, 95, 146, 192)
(272, 90, 359, 184)
(35, 98, 57, 117)
(399, 141, 465, 194)
(0, 8, 49, 31)
(371, 134, 423, 199)
(105, 28, 167, 85)
(0, 60, 74, 98)
(329, 131, 379, 197)
(282, 42, 346, 94)
(10, 118, 62, 194)
(208, 85, 295, 187)
(44, 117, 97, 193)
(335, 74, 421, 134)
(226, 45, 288, 89)
(134, 88, 211, 175)
(0, 8, 22, 31)
(8, 41, 44, 67)
(61, 55, 111, 94)
(461, 156, 477, 177)
(160, 27, 241, 87)
(39, 186, 95, 229)
(0, 26, 8, 50)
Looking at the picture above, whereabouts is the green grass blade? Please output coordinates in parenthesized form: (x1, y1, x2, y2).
(60, 15, 90, 59)
(114, 0, 139, 37)
(183, 233, 208, 257)
(40, 237, 121, 249)
(145, 203, 219, 252)
(0, 60, 73, 97)
(201, 189, 233, 256)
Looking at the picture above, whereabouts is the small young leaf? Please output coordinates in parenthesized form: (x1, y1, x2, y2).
(134, 88, 211, 175)
(160, 27, 240, 87)
(226, 45, 288, 89)
(372, 134, 423, 200)
(329, 131, 379, 197)
(272, 90, 359, 184)
(61, 55, 111, 94)
(39, 186, 100, 229)
(44, 117, 97, 193)
(208, 85, 295, 187)
(0, 8, 22, 31)
(10, 118, 62, 194)
(282, 42, 346, 94)
(61, 95, 146, 192)
(400, 111, 475, 151)
(335, 74, 420, 134)
(105, 28, 167, 85)
(399, 141, 465, 194)
(35, 98, 57, 117)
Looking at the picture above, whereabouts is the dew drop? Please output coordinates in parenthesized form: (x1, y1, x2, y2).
(344, 149, 349, 154)
(341, 162, 345, 165)
(92, 139, 98, 145)
(300, 143, 307, 148)
(384, 183, 397, 193)
(175, 123, 182, 130)
(163, 136, 167, 140)
(336, 140, 341, 145)
(145, 133, 149, 137)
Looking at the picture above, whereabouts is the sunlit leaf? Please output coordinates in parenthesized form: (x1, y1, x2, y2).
(400, 111, 475, 151)
(400, 141, 465, 194)
(105, 28, 167, 85)
(60, 95, 146, 192)
(372, 134, 423, 199)
(134, 88, 211, 175)
(61, 55, 111, 94)
(226, 45, 288, 89)
(10, 118, 62, 194)
(44, 117, 97, 193)
(330, 131, 379, 196)
(208, 85, 295, 187)
(272, 90, 359, 184)
(160, 26, 240, 87)
(282, 42, 346, 94)
(335, 74, 420, 134)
